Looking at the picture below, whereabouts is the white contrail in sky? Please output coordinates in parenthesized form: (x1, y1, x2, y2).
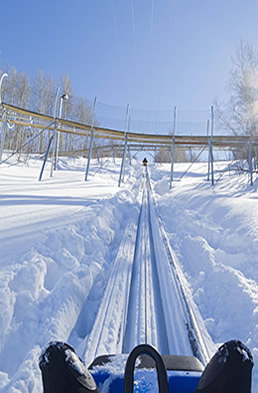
(110, 0, 120, 45)
(150, 0, 154, 39)
(130, 0, 136, 59)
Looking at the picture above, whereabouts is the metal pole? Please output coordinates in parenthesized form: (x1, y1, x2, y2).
(0, 73, 8, 105)
(128, 146, 132, 166)
(1, 119, 54, 167)
(50, 92, 69, 175)
(50, 120, 58, 177)
(50, 87, 61, 177)
(53, 87, 61, 120)
(210, 106, 214, 186)
(0, 73, 8, 163)
(39, 135, 54, 181)
(112, 143, 115, 164)
(249, 140, 253, 186)
(118, 104, 130, 187)
(39, 87, 60, 180)
(206, 119, 210, 181)
(54, 96, 65, 170)
(118, 134, 128, 187)
(85, 97, 97, 181)
(124, 116, 131, 177)
(169, 106, 176, 189)
(0, 110, 7, 163)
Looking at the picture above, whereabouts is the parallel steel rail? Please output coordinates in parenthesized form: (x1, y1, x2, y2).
(2, 102, 258, 150)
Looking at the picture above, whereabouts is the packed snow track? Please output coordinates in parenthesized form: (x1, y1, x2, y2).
(81, 168, 211, 367)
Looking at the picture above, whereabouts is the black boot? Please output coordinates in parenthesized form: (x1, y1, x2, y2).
(39, 342, 99, 393)
(195, 340, 253, 393)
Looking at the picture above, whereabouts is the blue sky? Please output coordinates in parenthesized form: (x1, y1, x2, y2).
(1, 0, 258, 112)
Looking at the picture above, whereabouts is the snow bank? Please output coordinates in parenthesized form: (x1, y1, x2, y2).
(0, 156, 141, 393)
(151, 162, 258, 388)
(0, 155, 257, 392)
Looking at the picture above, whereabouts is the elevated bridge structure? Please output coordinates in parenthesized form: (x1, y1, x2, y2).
(1, 102, 257, 148)
(0, 102, 257, 186)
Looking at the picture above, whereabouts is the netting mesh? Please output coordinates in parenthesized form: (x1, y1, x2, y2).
(42, 94, 226, 136)
(92, 101, 214, 136)
(2, 97, 240, 164)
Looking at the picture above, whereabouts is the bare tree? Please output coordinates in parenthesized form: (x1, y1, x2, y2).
(216, 41, 258, 162)
(74, 97, 91, 124)
(72, 97, 92, 152)
(33, 71, 57, 152)
(33, 70, 45, 113)
(0, 63, 94, 156)
(0, 63, 11, 104)
(6, 67, 18, 107)
(59, 74, 74, 152)
(16, 72, 30, 108)
(15, 72, 31, 158)
(154, 147, 187, 163)
(44, 77, 56, 116)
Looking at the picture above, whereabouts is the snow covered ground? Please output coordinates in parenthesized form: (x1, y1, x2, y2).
(0, 154, 257, 392)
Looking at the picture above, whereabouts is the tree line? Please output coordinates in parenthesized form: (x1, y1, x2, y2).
(1, 66, 92, 121)
(0, 66, 95, 156)
(157, 42, 258, 166)
(0, 65, 188, 162)
(1, 41, 258, 166)
(216, 41, 258, 166)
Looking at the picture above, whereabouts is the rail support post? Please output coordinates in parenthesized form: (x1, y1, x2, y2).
(0, 73, 8, 164)
(54, 94, 69, 170)
(248, 139, 253, 186)
(118, 134, 128, 187)
(206, 119, 211, 181)
(39, 87, 62, 181)
(39, 135, 54, 181)
(209, 106, 214, 186)
(50, 91, 69, 176)
(169, 106, 176, 189)
(118, 104, 130, 187)
(49, 87, 61, 177)
(0, 109, 7, 164)
(128, 146, 132, 166)
(85, 97, 97, 181)
(0, 73, 8, 107)
(112, 143, 115, 164)
(50, 122, 58, 178)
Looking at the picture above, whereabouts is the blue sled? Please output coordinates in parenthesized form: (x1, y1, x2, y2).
(39, 340, 253, 393)
(90, 344, 203, 393)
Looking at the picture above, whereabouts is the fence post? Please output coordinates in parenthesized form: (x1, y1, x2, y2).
(169, 106, 176, 189)
(85, 97, 97, 181)
(118, 104, 130, 187)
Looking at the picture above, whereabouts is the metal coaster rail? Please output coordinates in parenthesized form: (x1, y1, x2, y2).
(1, 101, 257, 186)
(2, 102, 258, 149)
(81, 168, 212, 367)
